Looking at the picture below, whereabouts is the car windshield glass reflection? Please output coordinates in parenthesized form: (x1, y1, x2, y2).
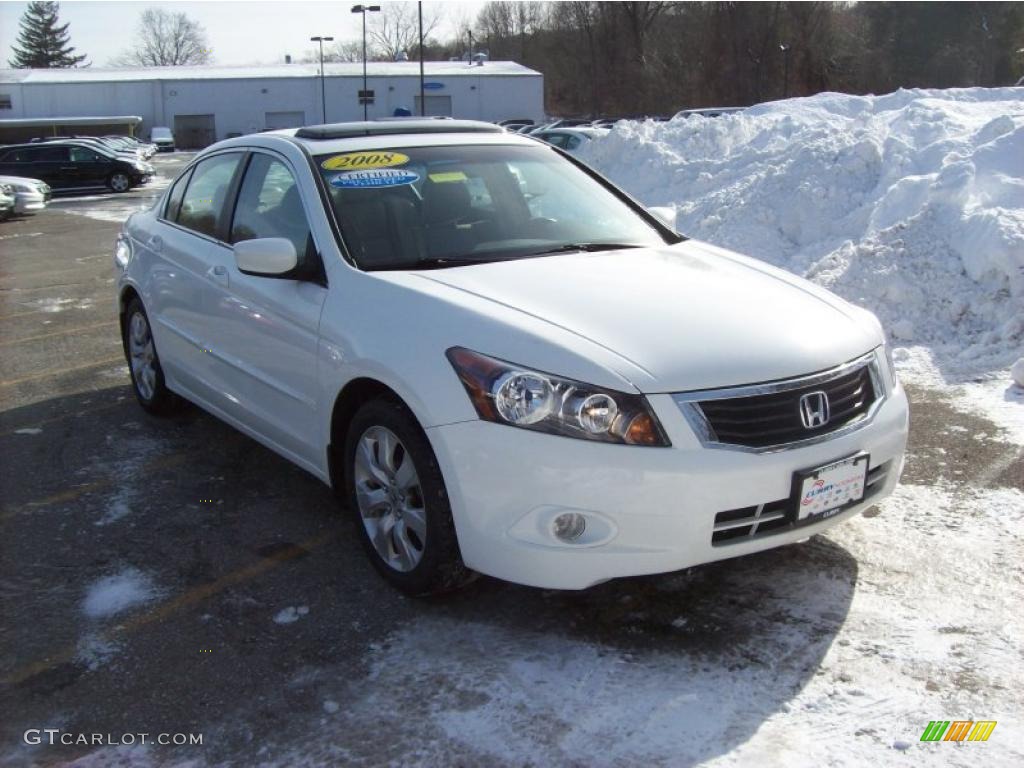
(316, 144, 671, 270)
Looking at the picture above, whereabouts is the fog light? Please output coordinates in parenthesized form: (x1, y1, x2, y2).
(552, 512, 586, 542)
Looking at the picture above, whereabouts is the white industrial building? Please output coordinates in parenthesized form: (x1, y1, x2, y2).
(0, 61, 544, 147)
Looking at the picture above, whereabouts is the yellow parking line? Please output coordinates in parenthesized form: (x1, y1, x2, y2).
(1, 530, 334, 686)
(0, 452, 189, 522)
(0, 355, 125, 388)
(0, 320, 118, 347)
(2, 399, 126, 437)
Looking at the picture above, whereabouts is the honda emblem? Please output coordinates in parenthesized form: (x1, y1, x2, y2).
(799, 391, 830, 429)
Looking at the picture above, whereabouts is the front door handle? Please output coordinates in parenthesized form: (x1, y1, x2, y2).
(208, 264, 230, 287)
(147, 235, 163, 253)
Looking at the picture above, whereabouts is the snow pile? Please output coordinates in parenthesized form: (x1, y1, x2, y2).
(580, 88, 1024, 379)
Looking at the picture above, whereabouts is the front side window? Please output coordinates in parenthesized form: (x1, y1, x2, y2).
(164, 168, 192, 221)
(315, 144, 672, 270)
(230, 154, 312, 259)
(69, 147, 102, 163)
(176, 153, 243, 239)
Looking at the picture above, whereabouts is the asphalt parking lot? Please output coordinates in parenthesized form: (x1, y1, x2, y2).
(0, 157, 1021, 767)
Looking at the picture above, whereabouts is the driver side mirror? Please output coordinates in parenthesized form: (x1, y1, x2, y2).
(234, 237, 297, 277)
(647, 206, 677, 231)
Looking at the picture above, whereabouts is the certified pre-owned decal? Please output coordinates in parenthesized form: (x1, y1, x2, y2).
(321, 151, 410, 171)
(329, 169, 420, 188)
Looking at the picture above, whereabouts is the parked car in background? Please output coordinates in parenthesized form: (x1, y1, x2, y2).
(0, 183, 15, 221)
(106, 135, 157, 158)
(672, 107, 745, 119)
(498, 118, 534, 127)
(113, 118, 908, 595)
(0, 175, 50, 214)
(533, 127, 605, 154)
(0, 142, 152, 192)
(29, 135, 144, 162)
(150, 127, 175, 152)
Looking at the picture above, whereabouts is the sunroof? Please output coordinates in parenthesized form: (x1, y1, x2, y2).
(295, 119, 504, 140)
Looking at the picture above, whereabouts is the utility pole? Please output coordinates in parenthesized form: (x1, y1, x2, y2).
(310, 35, 334, 123)
(352, 4, 381, 121)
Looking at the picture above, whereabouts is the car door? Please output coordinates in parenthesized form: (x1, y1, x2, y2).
(143, 151, 246, 404)
(67, 145, 113, 187)
(201, 150, 327, 468)
(27, 145, 71, 187)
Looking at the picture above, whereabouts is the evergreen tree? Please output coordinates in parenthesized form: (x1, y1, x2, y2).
(8, 1, 88, 68)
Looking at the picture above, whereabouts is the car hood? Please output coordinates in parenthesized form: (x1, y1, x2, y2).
(412, 241, 882, 393)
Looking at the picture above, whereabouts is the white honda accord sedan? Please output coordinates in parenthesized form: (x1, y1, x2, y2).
(113, 119, 908, 594)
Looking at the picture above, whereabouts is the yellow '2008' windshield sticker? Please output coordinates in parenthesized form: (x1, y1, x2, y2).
(321, 151, 409, 171)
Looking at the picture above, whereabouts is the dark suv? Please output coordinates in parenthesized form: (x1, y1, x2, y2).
(0, 142, 152, 193)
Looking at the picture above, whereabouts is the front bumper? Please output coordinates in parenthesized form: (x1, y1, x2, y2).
(427, 382, 909, 590)
(14, 192, 47, 214)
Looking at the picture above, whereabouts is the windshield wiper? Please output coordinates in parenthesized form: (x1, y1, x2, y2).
(528, 242, 644, 256)
(374, 255, 518, 271)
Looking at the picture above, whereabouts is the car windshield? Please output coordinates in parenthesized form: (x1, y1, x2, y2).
(315, 144, 673, 270)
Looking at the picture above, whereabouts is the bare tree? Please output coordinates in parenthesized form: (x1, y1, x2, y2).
(369, 2, 442, 61)
(301, 40, 366, 64)
(114, 9, 212, 67)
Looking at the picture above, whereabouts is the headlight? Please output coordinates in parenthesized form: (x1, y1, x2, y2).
(113, 233, 132, 269)
(446, 347, 671, 446)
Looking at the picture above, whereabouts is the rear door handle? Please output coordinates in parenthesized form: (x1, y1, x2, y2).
(147, 235, 163, 253)
(208, 264, 230, 287)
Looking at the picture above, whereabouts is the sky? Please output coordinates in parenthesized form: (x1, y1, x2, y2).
(0, 0, 488, 67)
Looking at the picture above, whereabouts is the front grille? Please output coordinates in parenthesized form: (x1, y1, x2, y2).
(696, 363, 877, 449)
(711, 460, 891, 545)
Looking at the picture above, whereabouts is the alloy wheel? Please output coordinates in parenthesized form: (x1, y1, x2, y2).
(353, 426, 427, 572)
(127, 311, 157, 401)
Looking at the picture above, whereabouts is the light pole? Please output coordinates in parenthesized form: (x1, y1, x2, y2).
(418, 0, 425, 116)
(779, 43, 791, 99)
(351, 4, 380, 121)
(310, 35, 334, 123)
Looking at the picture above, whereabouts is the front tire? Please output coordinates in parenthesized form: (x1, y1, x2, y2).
(109, 172, 132, 193)
(344, 399, 471, 595)
(123, 298, 182, 416)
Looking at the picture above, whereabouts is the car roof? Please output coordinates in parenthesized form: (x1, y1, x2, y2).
(208, 118, 539, 156)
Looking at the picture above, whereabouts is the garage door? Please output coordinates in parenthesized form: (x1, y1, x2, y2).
(414, 95, 453, 117)
(265, 111, 305, 130)
(173, 114, 216, 149)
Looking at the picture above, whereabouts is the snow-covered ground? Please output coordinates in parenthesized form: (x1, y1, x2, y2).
(580, 87, 1024, 397)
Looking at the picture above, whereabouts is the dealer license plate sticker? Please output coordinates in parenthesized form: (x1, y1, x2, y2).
(797, 454, 868, 520)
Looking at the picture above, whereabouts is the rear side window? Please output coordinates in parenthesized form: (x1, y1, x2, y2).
(0, 148, 30, 162)
(34, 146, 70, 162)
(176, 153, 243, 239)
(164, 167, 192, 222)
(230, 154, 312, 259)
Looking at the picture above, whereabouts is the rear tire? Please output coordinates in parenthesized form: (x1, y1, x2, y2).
(344, 398, 472, 595)
(123, 298, 182, 416)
